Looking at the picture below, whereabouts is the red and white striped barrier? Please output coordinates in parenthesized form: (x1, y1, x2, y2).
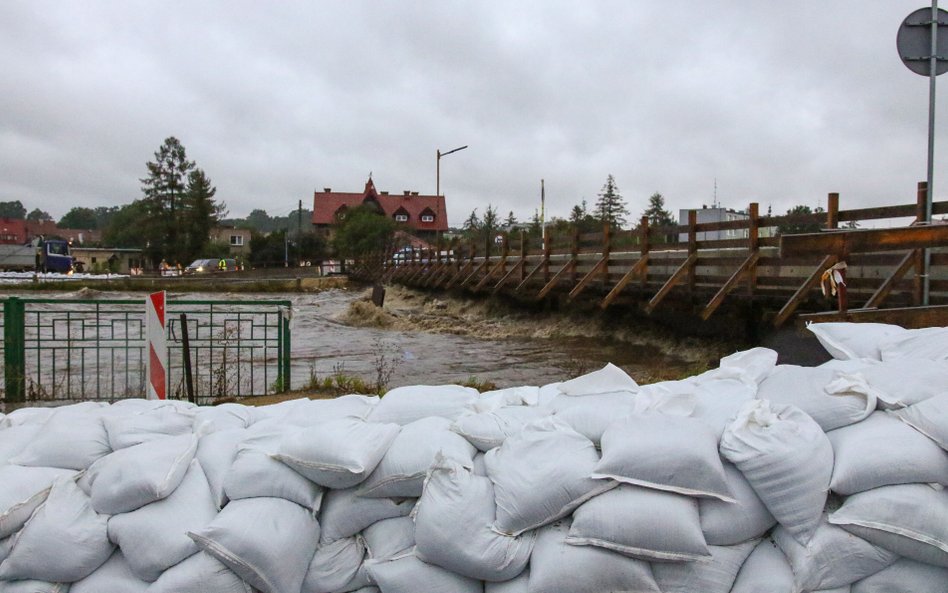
(145, 290, 167, 400)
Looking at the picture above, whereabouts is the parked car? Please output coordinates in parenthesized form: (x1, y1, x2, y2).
(184, 258, 237, 274)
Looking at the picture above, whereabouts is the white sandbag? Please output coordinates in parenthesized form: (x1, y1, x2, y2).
(301, 536, 367, 593)
(484, 571, 527, 593)
(892, 392, 948, 450)
(277, 395, 379, 427)
(878, 326, 948, 362)
(819, 358, 877, 373)
(275, 417, 400, 489)
(757, 365, 874, 431)
(188, 497, 320, 593)
(719, 399, 833, 545)
(683, 378, 756, 437)
(537, 382, 562, 406)
(0, 478, 113, 582)
(699, 461, 775, 546)
(362, 516, 415, 560)
(557, 363, 638, 396)
(827, 412, 948, 495)
(348, 589, 380, 593)
(650, 539, 757, 593)
(358, 417, 476, 498)
(730, 538, 794, 593)
(711, 347, 779, 390)
(193, 403, 261, 434)
(548, 392, 635, 445)
(367, 385, 478, 425)
(528, 520, 660, 593)
(830, 358, 948, 409)
(364, 552, 482, 593)
(10, 406, 112, 470)
(566, 484, 709, 561)
(472, 452, 487, 476)
(470, 386, 540, 412)
(103, 407, 195, 450)
(828, 483, 948, 567)
(70, 549, 149, 593)
(773, 517, 899, 591)
(0, 424, 41, 465)
(851, 557, 948, 593)
(414, 457, 534, 581)
(0, 465, 77, 538)
(452, 406, 549, 451)
(0, 580, 69, 593)
(485, 417, 615, 535)
(195, 427, 246, 509)
(593, 413, 733, 501)
(86, 433, 197, 514)
(107, 459, 217, 581)
(146, 552, 253, 593)
(0, 535, 12, 564)
(223, 430, 324, 511)
(318, 487, 414, 544)
(808, 322, 908, 361)
(0, 406, 53, 429)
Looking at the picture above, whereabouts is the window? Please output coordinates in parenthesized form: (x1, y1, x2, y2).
(394, 214, 409, 222)
(421, 214, 434, 223)
(230, 235, 244, 246)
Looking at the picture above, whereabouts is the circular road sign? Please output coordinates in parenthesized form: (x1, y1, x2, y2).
(897, 7, 948, 76)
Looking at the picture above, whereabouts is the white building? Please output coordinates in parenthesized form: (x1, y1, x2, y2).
(677, 206, 775, 242)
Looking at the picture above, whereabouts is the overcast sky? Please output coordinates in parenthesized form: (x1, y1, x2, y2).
(1, 1, 944, 226)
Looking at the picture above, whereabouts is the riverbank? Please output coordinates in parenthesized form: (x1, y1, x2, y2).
(4, 273, 347, 293)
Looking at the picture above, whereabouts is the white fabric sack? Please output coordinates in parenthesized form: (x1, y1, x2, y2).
(193, 403, 262, 434)
(651, 539, 757, 593)
(773, 517, 899, 592)
(414, 457, 534, 581)
(484, 571, 528, 593)
(757, 365, 875, 431)
(470, 386, 540, 412)
(557, 363, 638, 396)
(358, 417, 476, 498)
(832, 358, 948, 409)
(362, 516, 415, 560)
(893, 392, 948, 450)
(0, 465, 77, 539)
(69, 549, 149, 593)
(0, 535, 11, 564)
(10, 407, 112, 470)
(0, 580, 69, 593)
(486, 417, 615, 535)
(827, 412, 948, 495)
(367, 385, 478, 425)
(195, 427, 246, 509)
(808, 322, 907, 361)
(223, 430, 324, 511)
(0, 424, 41, 465)
(364, 552, 482, 593)
(699, 461, 775, 546)
(146, 552, 253, 593)
(711, 347, 779, 390)
(278, 395, 379, 427)
(828, 483, 948, 567)
(593, 413, 733, 501)
(107, 459, 217, 581)
(301, 536, 366, 593)
(878, 326, 948, 362)
(188, 497, 320, 593)
(566, 484, 709, 561)
(537, 382, 562, 406)
(86, 433, 197, 514)
(730, 538, 794, 593)
(851, 557, 948, 593)
(318, 487, 413, 544)
(0, 407, 54, 429)
(275, 418, 400, 489)
(0, 478, 113, 583)
(103, 407, 194, 450)
(548, 392, 635, 445)
(719, 400, 833, 545)
(452, 406, 549, 451)
(528, 520, 660, 593)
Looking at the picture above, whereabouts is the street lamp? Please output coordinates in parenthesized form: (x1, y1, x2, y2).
(436, 145, 468, 197)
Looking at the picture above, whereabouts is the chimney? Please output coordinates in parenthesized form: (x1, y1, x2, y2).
(323, 188, 332, 192)
(380, 191, 389, 195)
(411, 191, 419, 196)
(403, 190, 411, 196)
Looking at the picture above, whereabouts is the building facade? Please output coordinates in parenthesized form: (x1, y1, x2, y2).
(209, 226, 252, 256)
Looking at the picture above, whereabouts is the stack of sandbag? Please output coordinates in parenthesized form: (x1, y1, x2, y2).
(0, 322, 946, 592)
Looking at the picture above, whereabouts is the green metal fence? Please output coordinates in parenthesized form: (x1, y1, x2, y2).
(1, 297, 291, 407)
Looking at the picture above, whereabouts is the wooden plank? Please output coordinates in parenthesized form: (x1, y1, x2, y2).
(444, 261, 474, 289)
(516, 259, 546, 292)
(492, 258, 525, 295)
(536, 260, 576, 300)
(474, 257, 507, 292)
(645, 253, 697, 314)
(772, 255, 837, 327)
(864, 250, 918, 309)
(568, 257, 607, 301)
(780, 224, 948, 257)
(600, 256, 649, 309)
(460, 259, 489, 288)
(797, 305, 948, 328)
(700, 252, 761, 320)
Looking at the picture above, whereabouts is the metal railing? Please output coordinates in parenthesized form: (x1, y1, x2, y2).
(1, 297, 291, 407)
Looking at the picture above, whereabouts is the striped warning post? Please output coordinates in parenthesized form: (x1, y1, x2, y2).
(145, 290, 167, 400)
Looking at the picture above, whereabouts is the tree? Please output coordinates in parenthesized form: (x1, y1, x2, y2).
(777, 204, 825, 235)
(594, 175, 629, 228)
(643, 192, 675, 227)
(27, 208, 53, 222)
(331, 205, 398, 259)
(569, 199, 598, 233)
(140, 136, 195, 263)
(463, 209, 480, 235)
(102, 201, 149, 248)
(59, 206, 98, 228)
(0, 201, 26, 219)
(529, 209, 542, 238)
(505, 211, 518, 228)
(180, 168, 225, 262)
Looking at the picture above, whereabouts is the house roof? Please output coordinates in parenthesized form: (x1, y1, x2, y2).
(24, 220, 102, 245)
(0, 218, 27, 244)
(312, 177, 448, 232)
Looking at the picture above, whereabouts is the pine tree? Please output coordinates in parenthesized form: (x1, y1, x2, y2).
(505, 211, 518, 228)
(643, 192, 675, 227)
(140, 137, 195, 263)
(594, 175, 629, 228)
(181, 168, 225, 262)
(463, 209, 480, 235)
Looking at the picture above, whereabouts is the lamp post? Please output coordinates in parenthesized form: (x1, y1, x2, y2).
(436, 145, 468, 197)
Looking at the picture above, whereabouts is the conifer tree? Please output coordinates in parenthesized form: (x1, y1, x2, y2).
(594, 175, 629, 228)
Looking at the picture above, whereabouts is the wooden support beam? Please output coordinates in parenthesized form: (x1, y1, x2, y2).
(864, 250, 919, 309)
(747, 202, 759, 296)
(639, 216, 650, 288)
(474, 257, 507, 292)
(460, 258, 489, 288)
(492, 258, 525, 295)
(797, 305, 948, 328)
(421, 261, 449, 287)
(780, 224, 948, 257)
(568, 257, 606, 301)
(444, 261, 473, 289)
(645, 253, 697, 314)
(516, 259, 546, 292)
(536, 260, 576, 301)
(772, 254, 838, 327)
(700, 252, 761, 320)
(600, 256, 649, 309)
(687, 210, 697, 294)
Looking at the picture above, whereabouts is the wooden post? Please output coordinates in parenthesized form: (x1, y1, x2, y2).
(915, 181, 927, 305)
(519, 230, 527, 282)
(687, 210, 697, 295)
(571, 227, 580, 285)
(640, 216, 649, 288)
(602, 222, 611, 287)
(501, 233, 509, 276)
(748, 202, 759, 296)
(543, 231, 551, 283)
(826, 193, 839, 230)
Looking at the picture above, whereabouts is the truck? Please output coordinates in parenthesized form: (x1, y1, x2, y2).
(0, 239, 74, 273)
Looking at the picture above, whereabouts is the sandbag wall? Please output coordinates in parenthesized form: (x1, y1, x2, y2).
(0, 321, 947, 593)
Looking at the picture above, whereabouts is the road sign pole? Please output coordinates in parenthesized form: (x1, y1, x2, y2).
(145, 291, 167, 400)
(925, 0, 939, 305)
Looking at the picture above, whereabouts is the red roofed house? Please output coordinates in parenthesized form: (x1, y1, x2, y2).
(0, 218, 27, 244)
(312, 177, 448, 240)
